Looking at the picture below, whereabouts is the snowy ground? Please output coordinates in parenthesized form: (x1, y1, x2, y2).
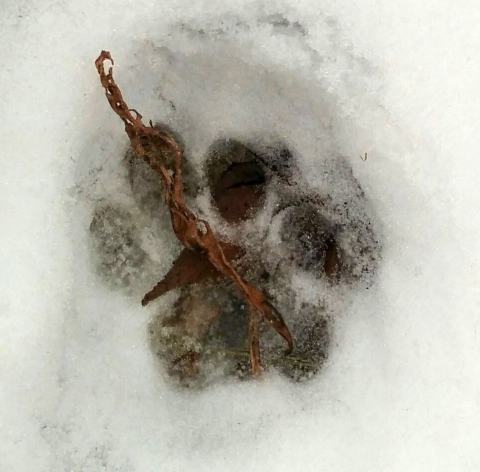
(2, 0, 480, 471)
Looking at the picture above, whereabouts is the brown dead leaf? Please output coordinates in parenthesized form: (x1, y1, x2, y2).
(141, 242, 243, 306)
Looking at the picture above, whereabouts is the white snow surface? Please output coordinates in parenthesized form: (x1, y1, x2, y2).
(1, 0, 480, 471)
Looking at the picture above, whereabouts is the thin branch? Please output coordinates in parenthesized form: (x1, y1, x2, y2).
(249, 307, 262, 376)
(95, 51, 294, 372)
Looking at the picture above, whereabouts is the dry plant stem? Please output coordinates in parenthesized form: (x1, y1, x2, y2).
(215, 349, 319, 369)
(95, 51, 294, 363)
(249, 307, 262, 376)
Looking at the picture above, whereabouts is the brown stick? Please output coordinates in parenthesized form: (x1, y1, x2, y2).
(249, 307, 262, 376)
(95, 51, 294, 362)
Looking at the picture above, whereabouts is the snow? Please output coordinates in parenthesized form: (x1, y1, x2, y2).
(1, 0, 480, 471)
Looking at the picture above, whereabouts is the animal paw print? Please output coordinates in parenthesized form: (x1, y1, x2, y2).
(89, 131, 380, 387)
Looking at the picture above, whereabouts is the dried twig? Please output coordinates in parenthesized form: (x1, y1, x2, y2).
(95, 51, 293, 373)
(213, 348, 321, 369)
(249, 307, 262, 376)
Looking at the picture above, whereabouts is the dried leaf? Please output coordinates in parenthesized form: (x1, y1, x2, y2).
(142, 242, 243, 306)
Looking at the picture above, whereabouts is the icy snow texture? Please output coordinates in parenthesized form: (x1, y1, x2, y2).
(1, 0, 480, 471)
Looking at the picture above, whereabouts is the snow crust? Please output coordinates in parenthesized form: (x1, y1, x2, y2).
(1, 0, 480, 470)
